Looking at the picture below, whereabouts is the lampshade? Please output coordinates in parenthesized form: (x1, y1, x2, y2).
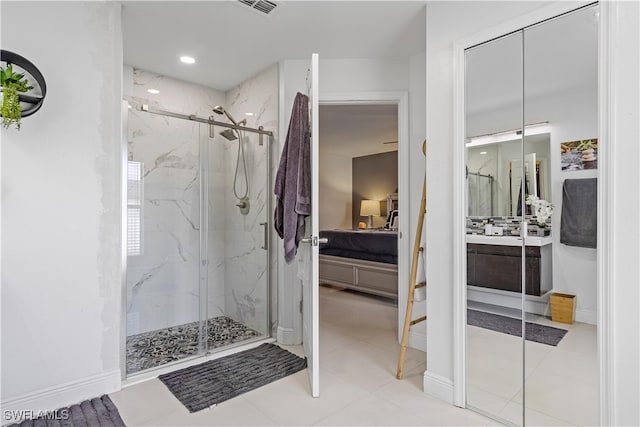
(360, 200, 380, 217)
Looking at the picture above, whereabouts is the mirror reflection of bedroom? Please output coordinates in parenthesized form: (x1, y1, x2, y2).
(317, 103, 402, 362)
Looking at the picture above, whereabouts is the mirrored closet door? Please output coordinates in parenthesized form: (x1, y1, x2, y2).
(465, 3, 599, 426)
(465, 30, 525, 427)
(522, 5, 599, 426)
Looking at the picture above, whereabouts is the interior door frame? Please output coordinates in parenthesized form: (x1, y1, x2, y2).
(318, 91, 412, 348)
(452, 2, 612, 425)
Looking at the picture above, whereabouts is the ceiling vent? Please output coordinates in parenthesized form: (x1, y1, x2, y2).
(237, 0, 279, 16)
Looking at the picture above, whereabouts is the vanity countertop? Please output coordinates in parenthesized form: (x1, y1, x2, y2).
(466, 234, 552, 247)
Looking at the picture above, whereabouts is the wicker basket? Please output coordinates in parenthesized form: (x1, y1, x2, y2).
(550, 293, 576, 324)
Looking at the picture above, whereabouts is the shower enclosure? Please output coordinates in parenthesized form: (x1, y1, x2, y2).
(467, 171, 494, 216)
(123, 100, 273, 376)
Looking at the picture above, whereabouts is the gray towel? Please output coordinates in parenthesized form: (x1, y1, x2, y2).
(274, 92, 310, 263)
(560, 178, 597, 248)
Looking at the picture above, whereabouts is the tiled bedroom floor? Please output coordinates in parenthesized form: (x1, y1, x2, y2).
(110, 286, 490, 426)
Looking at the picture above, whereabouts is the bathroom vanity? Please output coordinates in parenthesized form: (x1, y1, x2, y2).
(466, 235, 552, 296)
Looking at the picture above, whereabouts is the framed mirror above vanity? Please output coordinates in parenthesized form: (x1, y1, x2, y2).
(458, 3, 599, 426)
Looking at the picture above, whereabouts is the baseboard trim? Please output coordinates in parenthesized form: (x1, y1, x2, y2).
(1, 370, 121, 424)
(277, 326, 300, 345)
(408, 331, 427, 352)
(423, 370, 454, 405)
(469, 288, 598, 325)
(468, 287, 549, 316)
(576, 308, 597, 325)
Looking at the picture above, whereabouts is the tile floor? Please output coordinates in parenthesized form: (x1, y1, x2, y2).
(467, 311, 598, 426)
(111, 286, 597, 426)
(110, 286, 491, 426)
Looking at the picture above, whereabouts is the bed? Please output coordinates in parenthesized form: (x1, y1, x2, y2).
(319, 229, 398, 299)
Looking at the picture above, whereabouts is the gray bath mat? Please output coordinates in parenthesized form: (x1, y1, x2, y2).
(468, 309, 568, 346)
(7, 395, 125, 427)
(159, 343, 307, 412)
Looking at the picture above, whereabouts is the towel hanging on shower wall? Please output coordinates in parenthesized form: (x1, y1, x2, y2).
(274, 92, 311, 263)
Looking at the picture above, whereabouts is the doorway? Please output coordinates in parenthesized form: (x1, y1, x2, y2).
(317, 103, 400, 349)
(317, 92, 411, 352)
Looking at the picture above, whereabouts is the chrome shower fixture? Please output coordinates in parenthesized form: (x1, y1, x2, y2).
(219, 128, 237, 141)
(212, 105, 250, 216)
(213, 105, 240, 126)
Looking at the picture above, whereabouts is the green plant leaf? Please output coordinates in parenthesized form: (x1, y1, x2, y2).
(1, 83, 23, 130)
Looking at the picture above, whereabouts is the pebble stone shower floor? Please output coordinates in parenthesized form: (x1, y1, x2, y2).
(126, 316, 261, 374)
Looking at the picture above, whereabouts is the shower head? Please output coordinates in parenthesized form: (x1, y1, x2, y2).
(213, 105, 239, 126)
(219, 128, 238, 141)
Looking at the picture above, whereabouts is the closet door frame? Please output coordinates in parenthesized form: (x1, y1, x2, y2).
(451, 2, 613, 425)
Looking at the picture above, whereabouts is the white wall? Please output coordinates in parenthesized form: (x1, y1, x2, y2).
(409, 50, 427, 344)
(319, 151, 352, 230)
(1, 1, 123, 415)
(282, 58, 410, 120)
(544, 88, 597, 323)
(426, 1, 640, 424)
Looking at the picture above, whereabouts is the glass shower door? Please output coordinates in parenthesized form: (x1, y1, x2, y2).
(125, 108, 207, 375)
(124, 97, 273, 375)
(207, 114, 271, 347)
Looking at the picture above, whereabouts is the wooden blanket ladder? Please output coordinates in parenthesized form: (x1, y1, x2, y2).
(396, 140, 427, 380)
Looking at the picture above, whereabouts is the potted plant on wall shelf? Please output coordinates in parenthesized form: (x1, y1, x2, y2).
(1, 64, 34, 130)
(526, 195, 553, 236)
(1, 50, 47, 131)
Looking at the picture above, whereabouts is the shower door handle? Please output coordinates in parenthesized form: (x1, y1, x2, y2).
(260, 222, 268, 250)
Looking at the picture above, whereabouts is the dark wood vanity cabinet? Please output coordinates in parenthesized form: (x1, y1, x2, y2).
(467, 243, 552, 296)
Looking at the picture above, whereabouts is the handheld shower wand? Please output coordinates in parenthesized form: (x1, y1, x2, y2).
(212, 105, 246, 126)
(212, 105, 250, 215)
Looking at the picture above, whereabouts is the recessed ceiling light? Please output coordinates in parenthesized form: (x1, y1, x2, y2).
(147, 89, 160, 95)
(127, 104, 132, 109)
(180, 56, 196, 64)
(480, 151, 488, 155)
(245, 112, 254, 116)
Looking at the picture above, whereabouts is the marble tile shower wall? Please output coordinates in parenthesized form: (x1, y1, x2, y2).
(125, 68, 227, 335)
(222, 64, 278, 336)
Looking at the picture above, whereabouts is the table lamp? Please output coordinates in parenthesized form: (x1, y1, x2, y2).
(360, 199, 380, 229)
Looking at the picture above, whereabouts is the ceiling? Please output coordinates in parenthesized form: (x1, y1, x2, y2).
(319, 104, 398, 158)
(122, 1, 426, 91)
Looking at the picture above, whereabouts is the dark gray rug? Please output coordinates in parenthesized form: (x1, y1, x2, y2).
(159, 343, 307, 412)
(468, 309, 568, 346)
(7, 395, 125, 427)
